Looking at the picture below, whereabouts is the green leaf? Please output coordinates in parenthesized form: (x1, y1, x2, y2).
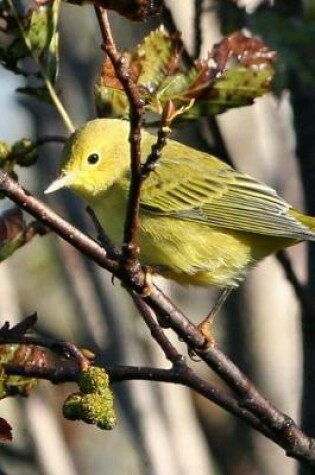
(0, 142, 12, 166)
(0, 0, 60, 101)
(25, 1, 60, 81)
(95, 28, 276, 122)
(0, 344, 41, 399)
(135, 27, 182, 93)
(183, 67, 274, 118)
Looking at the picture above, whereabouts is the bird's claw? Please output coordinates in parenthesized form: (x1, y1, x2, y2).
(135, 266, 154, 297)
(197, 319, 216, 349)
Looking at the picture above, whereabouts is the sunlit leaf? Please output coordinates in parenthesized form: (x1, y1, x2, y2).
(95, 28, 276, 122)
(135, 27, 182, 93)
(0, 344, 47, 399)
(0, 315, 48, 400)
(183, 67, 274, 118)
(95, 58, 130, 118)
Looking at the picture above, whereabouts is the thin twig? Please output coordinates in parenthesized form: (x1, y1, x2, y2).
(0, 335, 90, 369)
(141, 101, 173, 178)
(131, 294, 183, 365)
(0, 170, 119, 273)
(0, 361, 277, 442)
(145, 287, 315, 464)
(277, 250, 315, 317)
(7, 0, 75, 133)
(3, 362, 79, 383)
(86, 205, 121, 260)
(9, 136, 67, 163)
(1, 170, 315, 465)
(34, 135, 68, 146)
(94, 6, 144, 266)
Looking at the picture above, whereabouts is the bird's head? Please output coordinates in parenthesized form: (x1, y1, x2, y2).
(45, 119, 130, 199)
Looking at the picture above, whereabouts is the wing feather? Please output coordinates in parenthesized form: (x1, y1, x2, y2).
(140, 142, 314, 240)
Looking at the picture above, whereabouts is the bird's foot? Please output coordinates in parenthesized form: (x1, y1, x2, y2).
(196, 288, 233, 351)
(187, 318, 215, 361)
(135, 266, 154, 297)
(197, 318, 216, 349)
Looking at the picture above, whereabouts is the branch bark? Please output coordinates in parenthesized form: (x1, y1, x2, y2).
(1, 169, 315, 466)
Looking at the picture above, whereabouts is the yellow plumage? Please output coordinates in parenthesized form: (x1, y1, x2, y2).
(45, 119, 315, 289)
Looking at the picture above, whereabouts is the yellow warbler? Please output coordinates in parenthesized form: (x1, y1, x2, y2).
(46, 119, 315, 291)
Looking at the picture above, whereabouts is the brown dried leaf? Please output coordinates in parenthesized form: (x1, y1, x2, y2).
(212, 31, 277, 72)
(100, 58, 124, 91)
(0, 208, 24, 245)
(0, 314, 37, 339)
(0, 208, 48, 262)
(0, 417, 12, 442)
(96, 29, 277, 120)
(99, 55, 137, 90)
(13, 345, 47, 367)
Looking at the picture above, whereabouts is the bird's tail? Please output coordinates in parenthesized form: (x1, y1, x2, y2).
(291, 209, 315, 240)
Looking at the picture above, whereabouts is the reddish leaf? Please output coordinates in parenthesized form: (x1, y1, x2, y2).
(212, 31, 277, 72)
(0, 208, 24, 246)
(100, 57, 130, 91)
(0, 208, 48, 262)
(96, 28, 277, 120)
(0, 417, 12, 442)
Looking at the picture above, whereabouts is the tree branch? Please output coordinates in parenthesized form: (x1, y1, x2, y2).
(94, 6, 144, 267)
(0, 361, 279, 443)
(1, 169, 315, 465)
(131, 294, 183, 365)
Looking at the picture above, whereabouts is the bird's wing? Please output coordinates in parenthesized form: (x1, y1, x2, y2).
(140, 146, 313, 240)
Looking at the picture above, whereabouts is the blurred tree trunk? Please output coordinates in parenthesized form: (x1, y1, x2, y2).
(217, 2, 315, 474)
(289, 74, 315, 475)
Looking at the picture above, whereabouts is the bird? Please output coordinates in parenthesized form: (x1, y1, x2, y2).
(45, 118, 315, 338)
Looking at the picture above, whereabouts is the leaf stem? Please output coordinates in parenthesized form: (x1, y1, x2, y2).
(7, 0, 75, 134)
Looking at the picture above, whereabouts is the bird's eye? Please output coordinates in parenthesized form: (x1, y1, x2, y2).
(87, 153, 99, 165)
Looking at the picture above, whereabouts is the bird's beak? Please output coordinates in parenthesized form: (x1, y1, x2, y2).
(44, 172, 74, 194)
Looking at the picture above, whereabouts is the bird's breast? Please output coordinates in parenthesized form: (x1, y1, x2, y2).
(87, 186, 296, 289)
(88, 185, 127, 246)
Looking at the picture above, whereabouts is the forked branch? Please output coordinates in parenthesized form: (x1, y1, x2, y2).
(1, 169, 315, 465)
